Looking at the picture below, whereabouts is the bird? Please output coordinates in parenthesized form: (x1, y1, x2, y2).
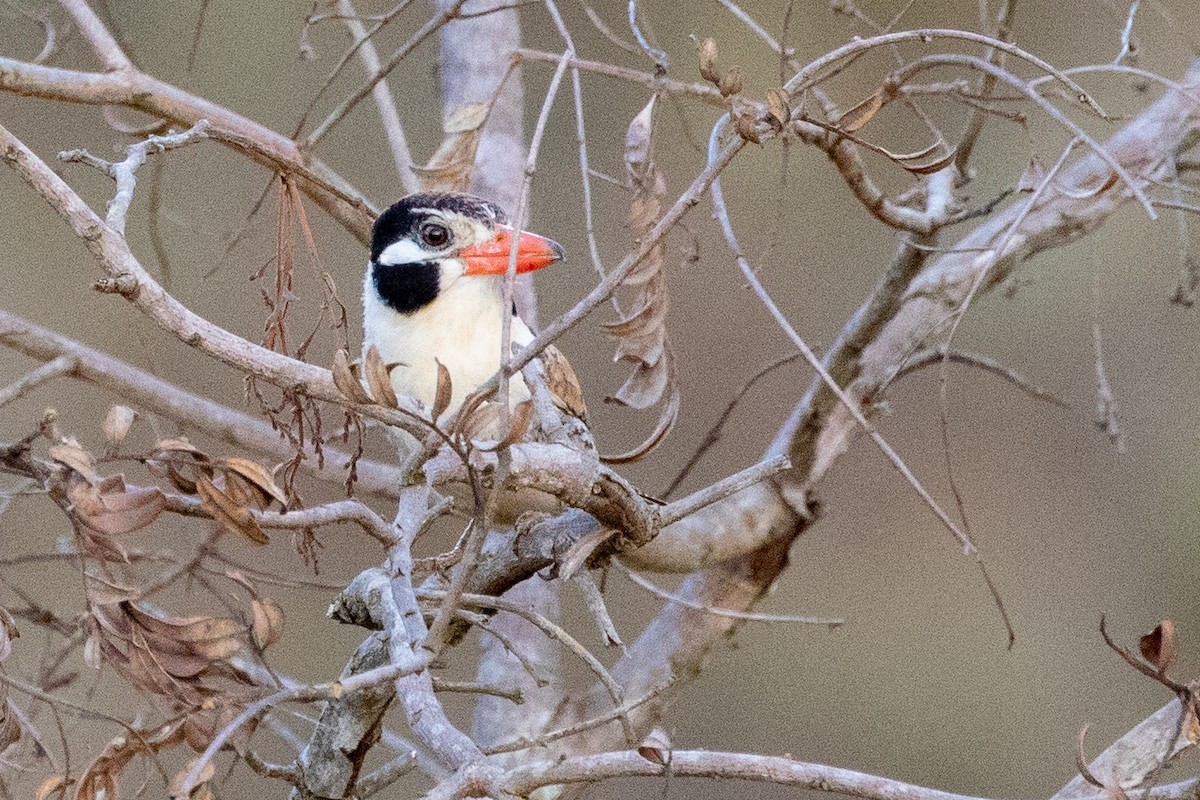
(362, 191, 586, 434)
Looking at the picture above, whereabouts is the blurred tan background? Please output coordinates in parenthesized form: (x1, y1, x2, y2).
(1, 0, 1199, 797)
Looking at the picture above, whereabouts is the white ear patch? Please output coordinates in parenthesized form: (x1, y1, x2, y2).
(377, 239, 428, 266)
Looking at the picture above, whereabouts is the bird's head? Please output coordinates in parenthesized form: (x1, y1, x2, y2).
(368, 192, 564, 315)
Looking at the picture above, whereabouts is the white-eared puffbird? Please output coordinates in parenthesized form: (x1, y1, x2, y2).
(362, 192, 586, 427)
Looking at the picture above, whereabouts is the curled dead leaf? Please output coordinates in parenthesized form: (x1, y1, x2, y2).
(735, 113, 762, 144)
(433, 359, 453, 420)
(0, 607, 17, 662)
(35, 775, 68, 800)
(171, 757, 215, 800)
(902, 147, 958, 176)
(601, 94, 680, 462)
(718, 64, 743, 98)
(1075, 724, 1104, 788)
(698, 37, 719, 84)
(147, 437, 212, 494)
(196, 475, 269, 545)
(218, 457, 287, 507)
(69, 476, 167, 537)
(250, 597, 284, 650)
(637, 727, 672, 765)
(766, 87, 791, 129)
(76, 721, 187, 800)
(332, 349, 372, 404)
(1139, 620, 1177, 674)
(838, 90, 884, 132)
(456, 400, 501, 444)
(505, 399, 535, 446)
(363, 344, 399, 408)
(48, 439, 98, 485)
(103, 405, 137, 450)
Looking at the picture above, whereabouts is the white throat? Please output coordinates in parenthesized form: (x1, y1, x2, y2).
(362, 269, 534, 417)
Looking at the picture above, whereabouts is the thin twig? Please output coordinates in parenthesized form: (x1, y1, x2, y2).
(336, 0, 419, 192)
(619, 563, 845, 626)
(0, 355, 76, 408)
(304, 0, 468, 148)
(709, 117, 979, 558)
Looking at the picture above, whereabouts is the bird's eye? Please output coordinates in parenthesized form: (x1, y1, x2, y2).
(420, 223, 451, 249)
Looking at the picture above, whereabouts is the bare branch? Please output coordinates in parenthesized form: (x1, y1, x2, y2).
(0, 355, 76, 409)
(0, 56, 376, 240)
(0, 310, 405, 496)
(59, 120, 210, 235)
(0, 123, 429, 440)
(58, 0, 131, 71)
(504, 749, 999, 799)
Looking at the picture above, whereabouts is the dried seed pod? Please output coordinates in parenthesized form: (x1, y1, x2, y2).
(766, 87, 791, 129)
(735, 113, 762, 144)
(718, 64, 743, 98)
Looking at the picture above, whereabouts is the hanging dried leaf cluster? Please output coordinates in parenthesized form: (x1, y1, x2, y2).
(6, 412, 295, 797)
(602, 96, 680, 463)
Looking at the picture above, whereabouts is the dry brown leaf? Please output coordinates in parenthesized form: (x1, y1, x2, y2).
(718, 64, 743, 97)
(221, 471, 268, 511)
(332, 348, 372, 404)
(363, 344, 399, 408)
(902, 148, 958, 176)
(839, 90, 884, 132)
(196, 476, 269, 545)
(559, 525, 616, 580)
(766, 87, 791, 129)
(218, 457, 287, 507)
(476, 399, 535, 451)
(432, 359, 453, 420)
(70, 477, 166, 538)
(34, 775, 68, 800)
(735, 112, 762, 144)
(76, 720, 187, 800)
(600, 95, 680, 462)
(601, 387, 680, 464)
(637, 727, 673, 765)
(413, 103, 489, 192)
(83, 621, 103, 670)
(1075, 724, 1105, 788)
(48, 439, 98, 484)
(504, 399, 535, 447)
(103, 405, 137, 449)
(457, 401, 501, 443)
(544, 344, 588, 420)
(250, 597, 284, 650)
(171, 757, 215, 799)
(125, 605, 243, 647)
(698, 37, 719, 84)
(147, 437, 212, 494)
(1184, 694, 1200, 744)
(1139, 620, 1177, 674)
(88, 603, 253, 709)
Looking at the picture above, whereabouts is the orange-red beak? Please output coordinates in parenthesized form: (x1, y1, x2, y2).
(459, 224, 564, 276)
